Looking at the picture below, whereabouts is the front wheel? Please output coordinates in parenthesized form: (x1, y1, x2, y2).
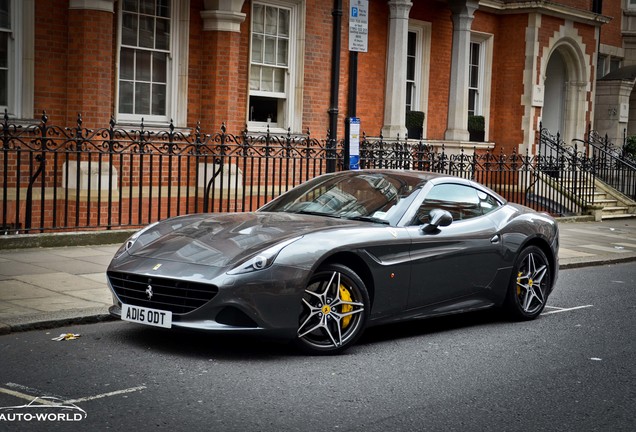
(295, 264, 369, 355)
(505, 246, 551, 320)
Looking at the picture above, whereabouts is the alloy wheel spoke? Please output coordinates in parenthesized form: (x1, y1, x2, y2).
(532, 265, 547, 285)
(323, 319, 341, 347)
(298, 320, 319, 338)
(520, 280, 538, 311)
(331, 306, 364, 319)
(298, 305, 321, 335)
(304, 288, 324, 302)
(527, 253, 537, 274)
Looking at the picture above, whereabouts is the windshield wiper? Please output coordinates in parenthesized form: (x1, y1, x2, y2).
(344, 215, 390, 225)
(293, 210, 341, 218)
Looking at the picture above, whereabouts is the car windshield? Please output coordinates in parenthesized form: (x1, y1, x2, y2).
(259, 172, 426, 225)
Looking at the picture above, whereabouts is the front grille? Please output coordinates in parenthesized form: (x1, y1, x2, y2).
(108, 271, 218, 314)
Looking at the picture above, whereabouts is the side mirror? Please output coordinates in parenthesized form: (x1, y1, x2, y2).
(421, 209, 453, 233)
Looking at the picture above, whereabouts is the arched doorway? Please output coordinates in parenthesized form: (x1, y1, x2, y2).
(543, 52, 567, 136)
(540, 38, 589, 147)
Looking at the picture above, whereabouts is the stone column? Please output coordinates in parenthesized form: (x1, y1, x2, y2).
(200, 0, 246, 133)
(594, 79, 632, 144)
(444, 0, 478, 141)
(381, 0, 412, 139)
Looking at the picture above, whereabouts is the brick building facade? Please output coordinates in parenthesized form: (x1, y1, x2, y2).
(4, 0, 632, 154)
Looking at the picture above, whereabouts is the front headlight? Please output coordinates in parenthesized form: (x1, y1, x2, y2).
(227, 236, 302, 275)
(113, 221, 160, 258)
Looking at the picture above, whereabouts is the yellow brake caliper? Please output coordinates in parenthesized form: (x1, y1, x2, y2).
(339, 285, 353, 328)
(517, 272, 522, 296)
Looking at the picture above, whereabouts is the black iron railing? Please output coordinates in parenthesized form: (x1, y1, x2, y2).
(587, 130, 636, 200)
(1, 112, 335, 234)
(1, 113, 615, 234)
(537, 125, 596, 213)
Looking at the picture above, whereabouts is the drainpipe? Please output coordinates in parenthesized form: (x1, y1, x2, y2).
(327, 0, 343, 173)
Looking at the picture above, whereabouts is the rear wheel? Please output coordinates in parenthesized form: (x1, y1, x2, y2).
(505, 246, 551, 320)
(295, 264, 369, 355)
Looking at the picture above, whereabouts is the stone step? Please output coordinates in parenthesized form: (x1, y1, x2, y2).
(601, 212, 636, 220)
(594, 198, 618, 206)
(601, 206, 630, 215)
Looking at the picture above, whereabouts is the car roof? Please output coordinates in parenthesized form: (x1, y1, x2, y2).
(324, 169, 474, 184)
(324, 169, 507, 203)
(327, 169, 445, 181)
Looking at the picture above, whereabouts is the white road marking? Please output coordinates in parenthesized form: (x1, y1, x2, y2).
(65, 386, 146, 404)
(0, 383, 146, 405)
(542, 305, 593, 315)
(4, 382, 66, 400)
(0, 387, 58, 405)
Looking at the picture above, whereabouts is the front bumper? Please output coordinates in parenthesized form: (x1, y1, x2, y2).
(107, 258, 309, 340)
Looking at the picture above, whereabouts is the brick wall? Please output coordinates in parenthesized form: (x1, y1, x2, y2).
(490, 14, 528, 153)
(354, 0, 389, 137)
(66, 8, 115, 126)
(410, 1, 453, 140)
(599, 0, 623, 48)
(34, 0, 70, 124)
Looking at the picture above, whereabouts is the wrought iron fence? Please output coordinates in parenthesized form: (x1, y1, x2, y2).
(362, 132, 593, 216)
(1, 112, 335, 234)
(1, 113, 604, 235)
(537, 126, 596, 212)
(587, 130, 636, 200)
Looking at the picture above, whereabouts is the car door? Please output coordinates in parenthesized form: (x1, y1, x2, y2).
(405, 183, 504, 309)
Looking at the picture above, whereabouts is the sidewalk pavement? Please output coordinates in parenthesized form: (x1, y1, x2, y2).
(1, 218, 635, 335)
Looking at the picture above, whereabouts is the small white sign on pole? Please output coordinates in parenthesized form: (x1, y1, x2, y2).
(349, 0, 369, 53)
(349, 117, 360, 170)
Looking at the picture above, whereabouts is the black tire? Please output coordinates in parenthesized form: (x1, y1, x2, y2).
(505, 246, 551, 321)
(295, 263, 369, 355)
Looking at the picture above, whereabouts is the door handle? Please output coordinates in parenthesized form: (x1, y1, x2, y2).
(490, 234, 500, 244)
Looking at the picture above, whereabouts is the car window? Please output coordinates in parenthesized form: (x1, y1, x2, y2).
(477, 190, 500, 214)
(261, 172, 426, 224)
(412, 183, 500, 225)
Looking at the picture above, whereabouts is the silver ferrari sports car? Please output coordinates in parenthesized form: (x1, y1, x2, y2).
(107, 169, 559, 354)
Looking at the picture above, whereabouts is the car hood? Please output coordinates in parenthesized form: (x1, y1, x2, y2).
(128, 212, 356, 268)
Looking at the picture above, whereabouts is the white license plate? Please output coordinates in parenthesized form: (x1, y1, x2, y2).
(121, 303, 172, 328)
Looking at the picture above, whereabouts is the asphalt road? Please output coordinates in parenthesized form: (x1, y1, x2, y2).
(0, 263, 634, 432)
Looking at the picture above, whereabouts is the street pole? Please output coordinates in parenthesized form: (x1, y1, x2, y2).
(345, 51, 358, 170)
(328, 0, 343, 173)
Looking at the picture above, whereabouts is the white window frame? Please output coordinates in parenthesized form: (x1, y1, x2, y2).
(406, 28, 422, 113)
(468, 40, 483, 116)
(407, 20, 431, 136)
(629, 0, 636, 11)
(1, 0, 33, 119)
(115, 0, 189, 127)
(248, 0, 304, 133)
(597, 54, 607, 78)
(596, 53, 623, 79)
(469, 31, 493, 139)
